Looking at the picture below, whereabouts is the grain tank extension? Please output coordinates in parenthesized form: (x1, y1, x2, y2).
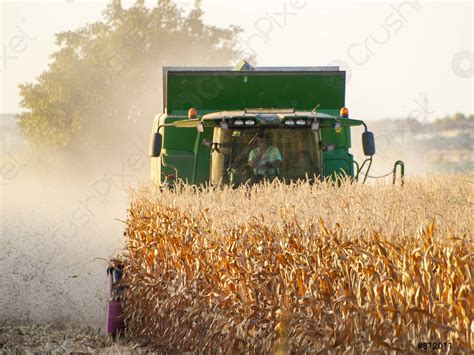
(149, 62, 404, 186)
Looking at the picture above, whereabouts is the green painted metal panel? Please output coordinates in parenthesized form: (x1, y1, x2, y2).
(162, 117, 198, 182)
(321, 127, 348, 148)
(166, 71, 345, 114)
(323, 150, 353, 178)
(162, 149, 194, 183)
(163, 118, 197, 151)
(320, 123, 354, 179)
(194, 128, 213, 184)
(161, 118, 212, 184)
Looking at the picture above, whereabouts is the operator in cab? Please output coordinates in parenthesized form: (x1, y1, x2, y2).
(248, 134, 282, 183)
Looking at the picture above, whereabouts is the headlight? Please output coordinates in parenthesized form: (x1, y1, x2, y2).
(284, 120, 295, 126)
(244, 120, 255, 126)
(233, 119, 244, 126)
(296, 119, 306, 126)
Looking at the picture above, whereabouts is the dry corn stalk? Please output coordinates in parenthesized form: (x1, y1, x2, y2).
(121, 174, 473, 353)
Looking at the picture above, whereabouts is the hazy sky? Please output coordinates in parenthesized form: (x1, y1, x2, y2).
(1, 0, 472, 120)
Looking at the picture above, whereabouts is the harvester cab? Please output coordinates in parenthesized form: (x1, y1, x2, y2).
(149, 62, 404, 186)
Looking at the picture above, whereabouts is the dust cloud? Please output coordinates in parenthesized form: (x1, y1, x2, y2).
(0, 143, 149, 329)
(0, 64, 160, 330)
(350, 123, 435, 180)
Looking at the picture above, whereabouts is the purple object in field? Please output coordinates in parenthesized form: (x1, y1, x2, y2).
(107, 300, 124, 335)
(106, 266, 124, 336)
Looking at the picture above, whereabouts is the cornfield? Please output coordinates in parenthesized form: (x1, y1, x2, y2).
(121, 174, 473, 353)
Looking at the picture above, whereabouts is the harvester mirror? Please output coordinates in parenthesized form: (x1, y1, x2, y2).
(149, 132, 163, 157)
(362, 131, 376, 156)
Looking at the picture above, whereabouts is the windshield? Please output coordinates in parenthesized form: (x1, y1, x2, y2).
(211, 128, 321, 186)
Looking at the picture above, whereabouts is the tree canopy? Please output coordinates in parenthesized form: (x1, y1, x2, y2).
(18, 0, 243, 153)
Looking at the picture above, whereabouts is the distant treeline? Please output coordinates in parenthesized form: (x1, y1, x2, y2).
(371, 113, 473, 153)
(385, 113, 474, 132)
(428, 113, 474, 130)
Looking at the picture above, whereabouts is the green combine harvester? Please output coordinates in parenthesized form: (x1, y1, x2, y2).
(149, 61, 404, 186)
